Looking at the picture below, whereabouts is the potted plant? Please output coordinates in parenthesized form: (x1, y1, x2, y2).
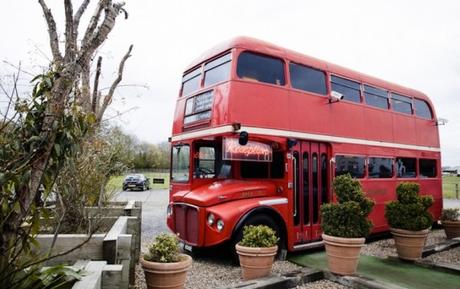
(441, 208, 460, 239)
(235, 224, 279, 280)
(140, 233, 192, 289)
(320, 174, 374, 275)
(385, 182, 433, 261)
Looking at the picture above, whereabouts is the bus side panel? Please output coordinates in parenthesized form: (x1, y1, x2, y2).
(415, 118, 440, 148)
(229, 81, 289, 129)
(393, 113, 416, 145)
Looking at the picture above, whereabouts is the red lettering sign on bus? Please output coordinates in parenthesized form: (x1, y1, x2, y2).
(222, 137, 272, 162)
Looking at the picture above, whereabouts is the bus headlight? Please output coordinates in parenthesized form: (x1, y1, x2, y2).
(207, 213, 215, 226)
(167, 205, 173, 217)
(216, 219, 224, 232)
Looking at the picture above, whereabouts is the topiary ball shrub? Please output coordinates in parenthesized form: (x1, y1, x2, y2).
(441, 208, 460, 221)
(239, 225, 279, 248)
(321, 174, 375, 238)
(144, 233, 181, 263)
(385, 182, 433, 231)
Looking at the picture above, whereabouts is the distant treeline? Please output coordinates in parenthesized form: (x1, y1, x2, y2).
(112, 127, 170, 170)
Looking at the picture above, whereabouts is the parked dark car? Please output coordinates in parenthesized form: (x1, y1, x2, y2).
(122, 174, 150, 191)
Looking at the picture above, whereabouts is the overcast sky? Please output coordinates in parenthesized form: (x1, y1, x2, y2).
(1, 0, 459, 166)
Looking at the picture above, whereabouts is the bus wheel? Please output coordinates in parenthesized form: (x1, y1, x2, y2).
(230, 214, 285, 263)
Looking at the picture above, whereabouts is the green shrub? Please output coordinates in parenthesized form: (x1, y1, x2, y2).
(385, 182, 433, 231)
(321, 174, 374, 238)
(144, 233, 181, 263)
(239, 225, 279, 248)
(441, 208, 460, 221)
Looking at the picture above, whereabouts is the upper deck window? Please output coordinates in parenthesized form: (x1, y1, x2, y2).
(414, 98, 433, 120)
(391, 93, 412, 115)
(204, 53, 232, 87)
(331, 76, 361, 103)
(182, 68, 201, 96)
(237, 51, 285, 85)
(289, 63, 327, 95)
(364, 85, 389, 109)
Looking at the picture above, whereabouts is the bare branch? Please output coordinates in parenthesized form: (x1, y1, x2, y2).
(80, 1, 126, 62)
(38, 0, 62, 63)
(92, 56, 102, 114)
(74, 0, 91, 25)
(48, 191, 66, 257)
(73, 0, 91, 52)
(81, 0, 107, 49)
(97, 44, 132, 122)
(64, 0, 76, 62)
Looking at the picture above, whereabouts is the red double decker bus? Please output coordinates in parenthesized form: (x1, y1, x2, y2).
(166, 37, 442, 255)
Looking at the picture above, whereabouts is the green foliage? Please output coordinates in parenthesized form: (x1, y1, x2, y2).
(441, 208, 459, 221)
(321, 174, 375, 238)
(0, 71, 92, 287)
(53, 126, 131, 233)
(239, 225, 279, 248)
(144, 233, 181, 263)
(14, 264, 82, 289)
(385, 182, 433, 231)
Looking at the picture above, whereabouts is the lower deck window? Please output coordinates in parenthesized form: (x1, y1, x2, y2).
(368, 157, 393, 178)
(396, 157, 416, 178)
(419, 159, 437, 178)
(335, 155, 365, 178)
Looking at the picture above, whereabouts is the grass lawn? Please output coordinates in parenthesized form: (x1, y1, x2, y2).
(107, 173, 460, 198)
(106, 172, 170, 192)
(443, 175, 460, 199)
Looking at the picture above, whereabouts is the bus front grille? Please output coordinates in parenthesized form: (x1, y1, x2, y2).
(173, 204, 199, 245)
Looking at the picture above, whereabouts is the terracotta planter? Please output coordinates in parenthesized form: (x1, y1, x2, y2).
(390, 227, 430, 261)
(442, 220, 460, 239)
(322, 233, 365, 275)
(140, 254, 192, 289)
(235, 244, 277, 280)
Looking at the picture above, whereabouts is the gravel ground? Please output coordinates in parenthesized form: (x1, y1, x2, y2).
(135, 254, 302, 289)
(361, 229, 446, 258)
(118, 190, 459, 289)
(295, 280, 349, 289)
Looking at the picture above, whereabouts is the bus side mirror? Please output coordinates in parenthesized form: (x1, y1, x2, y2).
(329, 90, 344, 103)
(239, 131, 249, 145)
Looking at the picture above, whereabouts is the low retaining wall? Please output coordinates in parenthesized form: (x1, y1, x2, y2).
(36, 200, 142, 289)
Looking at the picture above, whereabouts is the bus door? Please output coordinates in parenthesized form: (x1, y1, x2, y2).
(292, 141, 329, 244)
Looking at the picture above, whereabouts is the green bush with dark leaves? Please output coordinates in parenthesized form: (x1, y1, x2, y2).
(385, 182, 433, 231)
(144, 233, 181, 263)
(441, 208, 460, 221)
(321, 174, 375, 238)
(239, 225, 279, 248)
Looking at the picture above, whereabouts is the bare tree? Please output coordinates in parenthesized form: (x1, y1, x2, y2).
(0, 1, 132, 284)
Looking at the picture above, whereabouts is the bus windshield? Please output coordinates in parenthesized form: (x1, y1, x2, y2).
(172, 145, 190, 182)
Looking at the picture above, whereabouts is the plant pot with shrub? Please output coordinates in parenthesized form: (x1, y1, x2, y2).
(140, 233, 192, 289)
(385, 182, 433, 261)
(441, 208, 460, 239)
(320, 174, 374, 275)
(235, 224, 279, 280)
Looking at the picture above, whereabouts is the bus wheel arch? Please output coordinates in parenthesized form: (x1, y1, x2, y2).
(230, 206, 287, 260)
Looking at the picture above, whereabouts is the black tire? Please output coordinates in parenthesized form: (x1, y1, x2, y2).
(122, 186, 127, 191)
(230, 214, 285, 264)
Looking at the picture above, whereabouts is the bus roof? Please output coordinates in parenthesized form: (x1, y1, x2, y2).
(185, 36, 431, 103)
